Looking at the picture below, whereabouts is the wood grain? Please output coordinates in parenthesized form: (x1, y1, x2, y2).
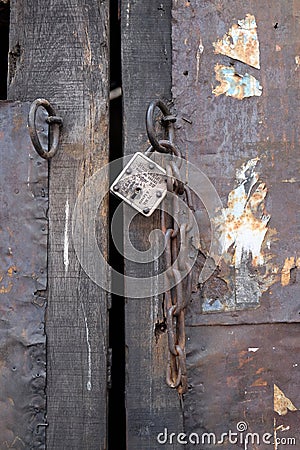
(8, 1, 109, 448)
(121, 1, 183, 448)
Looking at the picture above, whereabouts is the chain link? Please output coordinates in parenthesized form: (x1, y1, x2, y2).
(145, 100, 195, 395)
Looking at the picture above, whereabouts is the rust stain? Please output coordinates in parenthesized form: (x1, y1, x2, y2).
(0, 266, 17, 294)
(281, 257, 298, 286)
(213, 14, 260, 69)
(238, 350, 254, 369)
(274, 384, 298, 416)
(0, 282, 13, 294)
(212, 64, 262, 99)
(251, 377, 267, 387)
(7, 265, 17, 277)
(226, 376, 239, 388)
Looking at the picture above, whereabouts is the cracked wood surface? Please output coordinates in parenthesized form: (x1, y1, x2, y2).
(122, 1, 183, 449)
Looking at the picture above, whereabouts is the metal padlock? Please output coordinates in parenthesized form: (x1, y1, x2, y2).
(110, 152, 167, 217)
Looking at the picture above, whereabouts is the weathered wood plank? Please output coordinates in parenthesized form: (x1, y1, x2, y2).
(121, 1, 183, 448)
(8, 1, 109, 448)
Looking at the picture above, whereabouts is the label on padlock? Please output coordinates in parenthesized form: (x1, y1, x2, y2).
(110, 152, 167, 217)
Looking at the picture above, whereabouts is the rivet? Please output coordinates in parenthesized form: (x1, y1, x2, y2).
(113, 184, 120, 191)
(143, 207, 150, 214)
(126, 168, 132, 174)
(149, 163, 155, 170)
(156, 191, 162, 198)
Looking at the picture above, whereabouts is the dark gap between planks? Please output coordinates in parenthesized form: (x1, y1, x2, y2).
(108, 0, 126, 448)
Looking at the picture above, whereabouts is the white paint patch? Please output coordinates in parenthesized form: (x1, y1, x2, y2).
(126, 2, 131, 27)
(196, 37, 204, 82)
(215, 158, 270, 268)
(82, 303, 92, 391)
(248, 347, 259, 353)
(27, 154, 35, 197)
(64, 199, 69, 273)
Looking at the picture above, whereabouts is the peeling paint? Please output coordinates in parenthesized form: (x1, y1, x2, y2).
(213, 64, 262, 99)
(216, 158, 270, 268)
(248, 347, 259, 353)
(274, 384, 298, 416)
(281, 256, 298, 286)
(203, 158, 279, 313)
(295, 55, 300, 70)
(213, 14, 260, 69)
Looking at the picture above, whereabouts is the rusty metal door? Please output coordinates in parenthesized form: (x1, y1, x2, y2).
(172, 2, 300, 446)
(123, 1, 300, 449)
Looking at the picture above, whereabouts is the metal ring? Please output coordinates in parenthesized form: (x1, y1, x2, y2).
(146, 100, 176, 153)
(145, 140, 182, 160)
(28, 98, 62, 159)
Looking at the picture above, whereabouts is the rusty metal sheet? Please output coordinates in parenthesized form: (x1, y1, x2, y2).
(181, 324, 300, 449)
(0, 101, 48, 448)
(172, 0, 300, 325)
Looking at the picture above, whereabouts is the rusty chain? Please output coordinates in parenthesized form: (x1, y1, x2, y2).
(146, 100, 195, 395)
